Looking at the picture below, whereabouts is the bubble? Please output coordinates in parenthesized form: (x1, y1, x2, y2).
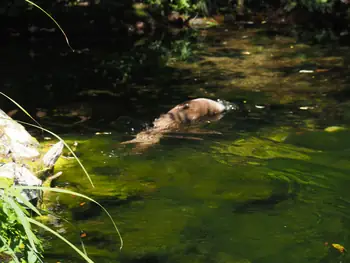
(217, 99, 239, 111)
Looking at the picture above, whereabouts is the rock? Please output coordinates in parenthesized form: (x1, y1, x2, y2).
(42, 141, 64, 169)
(0, 162, 42, 204)
(0, 108, 64, 207)
(0, 109, 39, 147)
(9, 141, 40, 160)
(0, 108, 40, 160)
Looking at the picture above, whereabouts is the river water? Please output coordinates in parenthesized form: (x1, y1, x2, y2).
(8, 23, 350, 263)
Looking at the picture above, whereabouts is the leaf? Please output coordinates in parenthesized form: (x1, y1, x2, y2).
(4, 197, 39, 253)
(12, 188, 42, 217)
(0, 235, 20, 263)
(0, 178, 13, 188)
(315, 68, 330, 72)
(332, 243, 346, 253)
(28, 249, 39, 263)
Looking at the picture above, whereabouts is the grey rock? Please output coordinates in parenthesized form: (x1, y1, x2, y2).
(0, 162, 42, 203)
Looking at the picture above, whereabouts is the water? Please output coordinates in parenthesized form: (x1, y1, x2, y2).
(6, 23, 350, 263)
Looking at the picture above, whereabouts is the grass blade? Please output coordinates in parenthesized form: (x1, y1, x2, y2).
(0, 92, 42, 130)
(37, 210, 88, 256)
(0, 235, 20, 263)
(14, 186, 123, 250)
(25, 0, 75, 52)
(0, 93, 94, 187)
(28, 218, 94, 263)
(15, 121, 95, 188)
(13, 188, 42, 217)
(5, 196, 39, 253)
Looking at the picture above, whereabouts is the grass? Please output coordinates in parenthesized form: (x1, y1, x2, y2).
(0, 93, 123, 262)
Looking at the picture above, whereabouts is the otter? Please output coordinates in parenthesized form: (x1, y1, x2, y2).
(153, 98, 226, 130)
(121, 98, 236, 152)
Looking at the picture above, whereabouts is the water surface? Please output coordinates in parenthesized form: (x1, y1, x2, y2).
(34, 25, 350, 263)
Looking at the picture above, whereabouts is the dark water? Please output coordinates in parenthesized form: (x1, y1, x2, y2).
(8, 24, 350, 263)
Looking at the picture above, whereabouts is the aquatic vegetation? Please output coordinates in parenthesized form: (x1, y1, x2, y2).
(212, 136, 314, 164)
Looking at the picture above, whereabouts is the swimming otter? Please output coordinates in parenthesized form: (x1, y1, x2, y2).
(121, 98, 235, 152)
(153, 98, 226, 130)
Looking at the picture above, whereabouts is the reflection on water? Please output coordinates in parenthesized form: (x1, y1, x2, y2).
(31, 25, 350, 263)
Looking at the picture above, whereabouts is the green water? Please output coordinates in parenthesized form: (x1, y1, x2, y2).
(39, 26, 350, 263)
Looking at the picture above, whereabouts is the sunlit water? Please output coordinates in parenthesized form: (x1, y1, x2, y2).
(35, 25, 350, 263)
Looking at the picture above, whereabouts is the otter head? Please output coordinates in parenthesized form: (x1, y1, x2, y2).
(166, 98, 226, 124)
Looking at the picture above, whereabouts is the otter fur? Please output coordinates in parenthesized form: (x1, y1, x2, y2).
(121, 98, 233, 152)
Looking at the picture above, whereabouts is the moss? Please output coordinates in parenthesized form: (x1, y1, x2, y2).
(258, 126, 293, 142)
(35, 25, 350, 263)
(38, 127, 350, 263)
(212, 136, 314, 163)
(40, 134, 308, 262)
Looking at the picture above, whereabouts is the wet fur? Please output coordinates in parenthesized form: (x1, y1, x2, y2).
(121, 98, 227, 152)
(154, 98, 225, 129)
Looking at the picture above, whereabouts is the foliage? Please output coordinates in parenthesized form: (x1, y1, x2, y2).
(0, 94, 123, 263)
(169, 40, 193, 61)
(144, 0, 210, 14)
(0, 155, 122, 263)
(0, 178, 43, 263)
(0, 180, 97, 263)
(100, 31, 198, 83)
(141, 0, 343, 15)
(170, 0, 195, 13)
(283, 0, 336, 13)
(1, 0, 76, 258)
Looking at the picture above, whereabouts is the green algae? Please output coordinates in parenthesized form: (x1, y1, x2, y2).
(211, 136, 314, 165)
(42, 136, 311, 261)
(36, 24, 350, 263)
(258, 126, 293, 143)
(40, 127, 350, 263)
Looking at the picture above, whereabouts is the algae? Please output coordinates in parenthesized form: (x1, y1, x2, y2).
(212, 136, 314, 165)
(34, 23, 350, 263)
